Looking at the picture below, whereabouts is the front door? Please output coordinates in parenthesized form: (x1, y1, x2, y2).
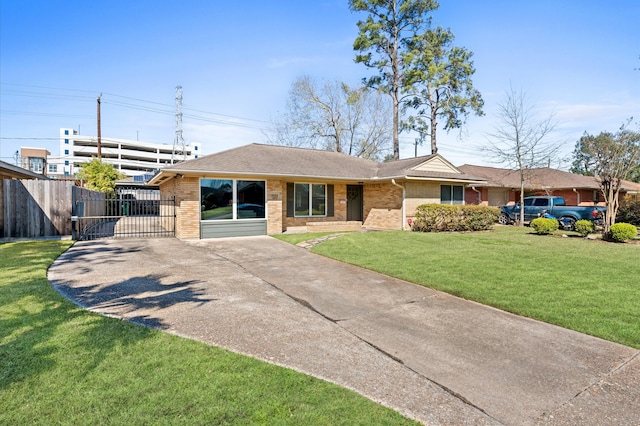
(346, 185, 363, 221)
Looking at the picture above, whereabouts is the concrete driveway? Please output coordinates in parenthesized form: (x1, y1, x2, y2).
(48, 237, 639, 425)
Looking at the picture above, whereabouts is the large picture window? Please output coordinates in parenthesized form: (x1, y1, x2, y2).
(441, 185, 464, 205)
(201, 179, 265, 220)
(294, 183, 326, 217)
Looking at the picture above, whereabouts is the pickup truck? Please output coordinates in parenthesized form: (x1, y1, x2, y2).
(498, 196, 605, 230)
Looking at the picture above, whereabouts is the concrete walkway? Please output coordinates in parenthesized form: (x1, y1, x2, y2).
(48, 237, 639, 425)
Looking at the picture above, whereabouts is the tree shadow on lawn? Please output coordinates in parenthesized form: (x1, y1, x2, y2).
(1, 245, 214, 391)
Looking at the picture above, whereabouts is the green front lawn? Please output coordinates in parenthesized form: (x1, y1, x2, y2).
(0, 241, 415, 425)
(301, 227, 640, 349)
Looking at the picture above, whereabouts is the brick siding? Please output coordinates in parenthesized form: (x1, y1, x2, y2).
(159, 176, 200, 239)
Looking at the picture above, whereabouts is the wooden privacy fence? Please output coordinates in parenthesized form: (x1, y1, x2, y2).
(1, 179, 102, 238)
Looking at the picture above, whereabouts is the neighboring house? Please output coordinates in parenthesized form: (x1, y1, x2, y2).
(148, 143, 485, 239)
(458, 164, 640, 206)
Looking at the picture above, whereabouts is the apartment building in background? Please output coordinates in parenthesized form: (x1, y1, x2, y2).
(20, 147, 50, 175)
(47, 128, 202, 178)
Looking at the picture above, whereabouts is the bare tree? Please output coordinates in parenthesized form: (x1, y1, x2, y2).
(267, 76, 392, 160)
(484, 86, 561, 225)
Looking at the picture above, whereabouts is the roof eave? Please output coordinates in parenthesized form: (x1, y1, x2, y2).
(149, 168, 374, 183)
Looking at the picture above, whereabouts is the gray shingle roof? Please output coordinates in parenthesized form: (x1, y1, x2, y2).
(457, 164, 640, 192)
(158, 143, 485, 183)
(162, 143, 374, 179)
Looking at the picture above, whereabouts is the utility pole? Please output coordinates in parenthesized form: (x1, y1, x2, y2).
(97, 94, 102, 159)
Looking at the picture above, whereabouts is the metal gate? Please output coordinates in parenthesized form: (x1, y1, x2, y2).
(73, 193, 175, 241)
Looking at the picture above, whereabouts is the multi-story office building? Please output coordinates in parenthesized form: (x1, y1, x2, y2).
(48, 128, 202, 178)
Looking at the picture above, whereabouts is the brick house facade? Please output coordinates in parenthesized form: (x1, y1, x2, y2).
(459, 164, 640, 208)
(149, 144, 485, 239)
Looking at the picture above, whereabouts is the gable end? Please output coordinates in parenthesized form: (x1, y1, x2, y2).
(412, 156, 461, 174)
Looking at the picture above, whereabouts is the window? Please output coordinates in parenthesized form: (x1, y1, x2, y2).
(533, 198, 549, 207)
(29, 158, 44, 173)
(48, 164, 58, 173)
(65, 139, 69, 144)
(64, 149, 69, 155)
(440, 185, 464, 205)
(237, 180, 266, 219)
(593, 191, 599, 203)
(64, 160, 69, 166)
(201, 179, 265, 221)
(194, 146, 198, 151)
(64, 130, 69, 135)
(294, 183, 326, 216)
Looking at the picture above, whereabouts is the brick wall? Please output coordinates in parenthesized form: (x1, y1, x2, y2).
(363, 183, 403, 229)
(267, 179, 283, 234)
(465, 187, 489, 206)
(159, 176, 200, 239)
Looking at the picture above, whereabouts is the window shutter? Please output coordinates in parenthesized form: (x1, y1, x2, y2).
(327, 184, 334, 217)
(286, 182, 294, 217)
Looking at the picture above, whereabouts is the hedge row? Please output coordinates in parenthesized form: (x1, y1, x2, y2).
(411, 204, 500, 232)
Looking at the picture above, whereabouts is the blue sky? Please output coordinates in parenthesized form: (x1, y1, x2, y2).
(1, 0, 638, 167)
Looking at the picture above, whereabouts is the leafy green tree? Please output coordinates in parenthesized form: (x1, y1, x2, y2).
(573, 123, 640, 235)
(403, 26, 484, 154)
(350, 0, 482, 158)
(573, 136, 640, 184)
(351, 0, 439, 160)
(77, 158, 125, 197)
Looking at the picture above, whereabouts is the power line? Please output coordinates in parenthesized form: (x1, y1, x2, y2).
(0, 110, 93, 119)
(1, 82, 272, 130)
(0, 137, 60, 140)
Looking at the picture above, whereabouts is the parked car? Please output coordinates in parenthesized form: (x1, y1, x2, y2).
(498, 196, 605, 230)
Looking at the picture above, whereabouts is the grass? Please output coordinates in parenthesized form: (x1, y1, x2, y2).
(303, 226, 640, 349)
(0, 241, 416, 425)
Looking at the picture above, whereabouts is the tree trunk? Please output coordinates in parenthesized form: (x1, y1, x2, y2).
(519, 181, 525, 226)
(602, 180, 621, 237)
(430, 104, 438, 154)
(393, 98, 400, 160)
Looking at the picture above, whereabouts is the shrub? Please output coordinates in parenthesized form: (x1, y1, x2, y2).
(617, 197, 640, 226)
(530, 217, 559, 235)
(412, 204, 499, 232)
(574, 219, 595, 237)
(605, 223, 638, 242)
(459, 205, 501, 231)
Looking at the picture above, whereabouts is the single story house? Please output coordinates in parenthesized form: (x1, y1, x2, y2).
(148, 143, 486, 239)
(457, 164, 640, 207)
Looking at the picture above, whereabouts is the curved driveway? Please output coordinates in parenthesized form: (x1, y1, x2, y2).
(48, 237, 639, 425)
